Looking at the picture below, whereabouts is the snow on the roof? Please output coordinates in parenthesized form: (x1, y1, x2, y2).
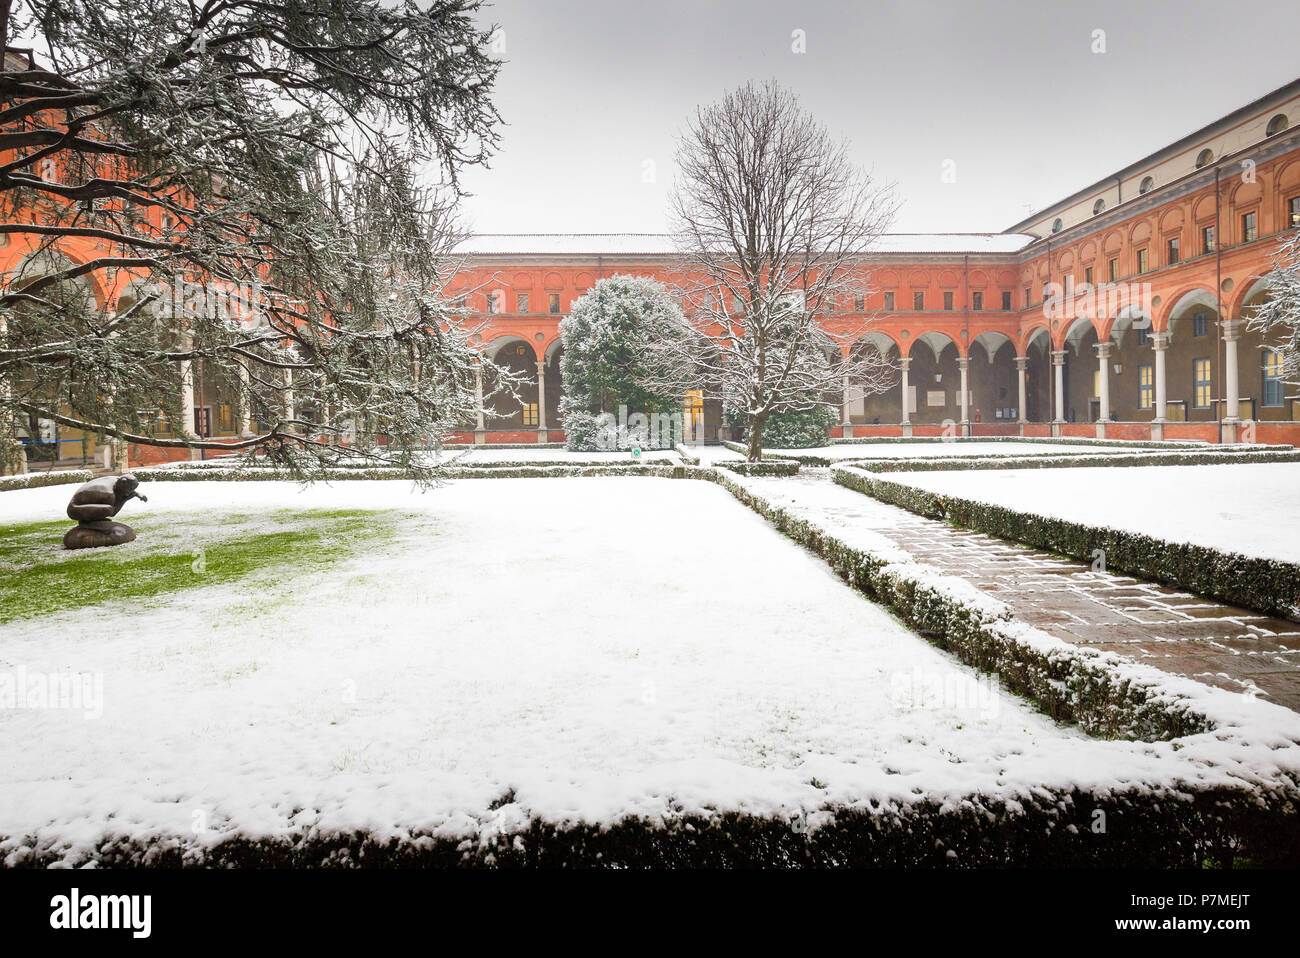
(455, 232, 1035, 257)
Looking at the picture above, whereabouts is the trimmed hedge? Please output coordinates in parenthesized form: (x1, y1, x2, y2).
(715, 459, 800, 476)
(830, 435, 1215, 449)
(0, 469, 94, 492)
(8, 783, 1297, 867)
(848, 448, 1300, 473)
(135, 464, 702, 482)
(833, 464, 1300, 621)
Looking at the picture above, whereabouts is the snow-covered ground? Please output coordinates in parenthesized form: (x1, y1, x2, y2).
(878, 461, 1300, 564)
(0, 474, 1243, 864)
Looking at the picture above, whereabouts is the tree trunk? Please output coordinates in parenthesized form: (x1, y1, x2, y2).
(747, 414, 764, 462)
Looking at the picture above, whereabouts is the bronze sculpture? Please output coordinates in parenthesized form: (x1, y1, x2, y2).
(63, 474, 148, 549)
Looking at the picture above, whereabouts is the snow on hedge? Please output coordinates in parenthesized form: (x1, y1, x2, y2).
(877, 461, 1300, 565)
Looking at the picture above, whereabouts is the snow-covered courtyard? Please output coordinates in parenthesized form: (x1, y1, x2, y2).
(7, 474, 1295, 865)
(879, 460, 1300, 564)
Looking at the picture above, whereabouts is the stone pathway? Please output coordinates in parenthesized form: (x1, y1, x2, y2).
(749, 472, 1300, 713)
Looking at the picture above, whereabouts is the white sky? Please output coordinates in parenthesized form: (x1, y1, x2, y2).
(457, 0, 1300, 235)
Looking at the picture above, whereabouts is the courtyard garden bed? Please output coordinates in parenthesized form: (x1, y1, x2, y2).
(2, 476, 1297, 867)
(833, 461, 1300, 620)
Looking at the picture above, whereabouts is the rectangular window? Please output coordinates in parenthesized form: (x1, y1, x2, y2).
(943, 291, 954, 310)
(1001, 290, 1012, 310)
(548, 293, 560, 314)
(517, 293, 530, 313)
(1263, 349, 1285, 407)
(1136, 248, 1148, 274)
(913, 290, 924, 310)
(1202, 225, 1216, 254)
(521, 403, 539, 427)
(1024, 287, 1032, 307)
(1138, 364, 1153, 409)
(488, 290, 503, 314)
(972, 291, 983, 310)
(1108, 258, 1118, 282)
(1194, 311, 1208, 337)
(883, 291, 895, 311)
(853, 295, 865, 311)
(1167, 237, 1179, 265)
(1084, 267, 1094, 286)
(1242, 211, 1257, 243)
(1063, 275, 1074, 296)
(1137, 325, 1149, 346)
(1291, 196, 1300, 229)
(1194, 358, 1213, 408)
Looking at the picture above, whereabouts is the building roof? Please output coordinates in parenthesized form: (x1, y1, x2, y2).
(455, 232, 1035, 257)
(1003, 76, 1300, 234)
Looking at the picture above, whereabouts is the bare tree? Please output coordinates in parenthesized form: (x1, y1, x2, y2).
(650, 81, 899, 461)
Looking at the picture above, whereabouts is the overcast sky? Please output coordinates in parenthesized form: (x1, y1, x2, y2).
(455, 0, 1300, 236)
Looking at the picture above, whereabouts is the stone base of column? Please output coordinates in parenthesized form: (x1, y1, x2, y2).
(1017, 420, 1027, 438)
(1220, 419, 1238, 445)
(901, 422, 913, 438)
(960, 420, 971, 438)
(1095, 421, 1107, 440)
(841, 424, 854, 439)
(1150, 419, 1165, 441)
(473, 428, 487, 445)
(536, 429, 548, 444)
(1050, 421, 1062, 437)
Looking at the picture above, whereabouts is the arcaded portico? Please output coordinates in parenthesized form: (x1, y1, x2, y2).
(441, 80, 1300, 449)
(8, 79, 1300, 466)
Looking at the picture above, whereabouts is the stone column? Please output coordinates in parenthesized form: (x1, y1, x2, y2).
(957, 355, 970, 436)
(0, 313, 26, 476)
(281, 367, 295, 429)
(904, 356, 915, 434)
(1014, 356, 1029, 425)
(535, 359, 548, 443)
(237, 364, 253, 436)
(179, 350, 198, 460)
(1222, 319, 1242, 424)
(1051, 349, 1067, 435)
(474, 360, 487, 445)
(1151, 331, 1169, 439)
(1094, 341, 1112, 422)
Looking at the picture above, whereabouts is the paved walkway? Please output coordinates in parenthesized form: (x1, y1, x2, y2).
(750, 472, 1300, 713)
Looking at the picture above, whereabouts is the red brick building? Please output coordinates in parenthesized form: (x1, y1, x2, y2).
(447, 79, 1300, 448)
(7, 76, 1300, 465)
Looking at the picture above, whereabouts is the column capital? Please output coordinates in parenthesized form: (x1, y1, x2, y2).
(1050, 349, 1067, 364)
(1150, 331, 1170, 350)
(956, 355, 970, 370)
(1093, 341, 1112, 359)
(1220, 318, 1243, 342)
(1013, 355, 1029, 370)
(898, 356, 911, 371)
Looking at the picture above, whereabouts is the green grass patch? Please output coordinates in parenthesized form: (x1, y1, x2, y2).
(0, 508, 404, 623)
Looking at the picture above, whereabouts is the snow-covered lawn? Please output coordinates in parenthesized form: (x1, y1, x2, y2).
(880, 461, 1300, 564)
(3, 474, 1296, 864)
